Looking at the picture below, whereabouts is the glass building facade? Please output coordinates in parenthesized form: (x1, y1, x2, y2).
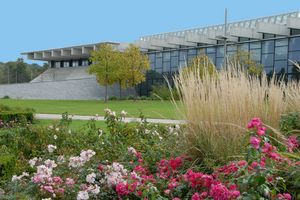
(137, 34, 300, 96)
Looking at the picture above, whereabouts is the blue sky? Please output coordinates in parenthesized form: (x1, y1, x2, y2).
(0, 0, 299, 64)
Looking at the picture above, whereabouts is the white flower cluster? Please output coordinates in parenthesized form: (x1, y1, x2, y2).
(44, 159, 57, 169)
(77, 182, 100, 200)
(69, 150, 96, 168)
(104, 108, 116, 117)
(28, 157, 42, 168)
(127, 147, 137, 155)
(168, 124, 181, 136)
(47, 144, 57, 153)
(104, 162, 127, 187)
(120, 110, 127, 118)
(11, 172, 29, 181)
(86, 172, 96, 183)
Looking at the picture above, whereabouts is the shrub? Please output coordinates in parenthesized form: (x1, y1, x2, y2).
(0, 112, 34, 124)
(140, 96, 147, 100)
(108, 96, 118, 101)
(280, 112, 300, 134)
(173, 62, 300, 165)
(1, 96, 10, 99)
(126, 95, 134, 100)
(151, 84, 179, 100)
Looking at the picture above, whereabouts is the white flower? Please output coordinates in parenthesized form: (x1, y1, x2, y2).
(36, 165, 53, 177)
(53, 135, 58, 140)
(11, 175, 20, 181)
(128, 147, 137, 155)
(29, 157, 38, 168)
(175, 124, 180, 130)
(68, 129, 72, 134)
(57, 155, 65, 164)
(47, 144, 57, 153)
(98, 129, 103, 137)
(44, 159, 57, 169)
(77, 191, 89, 200)
(55, 127, 59, 132)
(69, 156, 84, 168)
(86, 172, 96, 183)
(48, 125, 53, 129)
(89, 184, 100, 194)
(121, 110, 127, 117)
(42, 198, 52, 200)
(159, 136, 163, 140)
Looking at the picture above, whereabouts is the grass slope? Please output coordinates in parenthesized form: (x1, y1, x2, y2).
(0, 99, 180, 119)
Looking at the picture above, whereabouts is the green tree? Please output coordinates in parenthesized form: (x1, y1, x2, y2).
(123, 44, 150, 99)
(182, 55, 217, 79)
(229, 51, 263, 76)
(88, 44, 119, 102)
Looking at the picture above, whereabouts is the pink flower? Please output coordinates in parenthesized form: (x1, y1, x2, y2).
(169, 157, 183, 170)
(191, 193, 201, 200)
(164, 189, 171, 195)
(286, 135, 299, 152)
(172, 198, 181, 200)
(116, 182, 129, 196)
(65, 177, 75, 185)
(257, 126, 266, 136)
(250, 136, 261, 150)
(262, 142, 274, 153)
(247, 118, 262, 129)
(277, 193, 292, 200)
(209, 183, 229, 200)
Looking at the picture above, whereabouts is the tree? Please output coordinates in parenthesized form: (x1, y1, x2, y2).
(229, 51, 263, 76)
(123, 44, 150, 99)
(88, 44, 119, 102)
(181, 55, 217, 79)
(114, 51, 128, 99)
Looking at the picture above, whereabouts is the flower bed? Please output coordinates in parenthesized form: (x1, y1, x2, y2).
(3, 115, 299, 199)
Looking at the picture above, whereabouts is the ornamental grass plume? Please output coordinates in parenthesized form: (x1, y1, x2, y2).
(173, 58, 300, 164)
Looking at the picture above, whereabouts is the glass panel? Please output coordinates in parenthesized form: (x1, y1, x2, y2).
(216, 47, 224, 57)
(82, 60, 89, 66)
(206, 47, 216, 53)
(288, 51, 300, 61)
(163, 62, 170, 72)
(150, 62, 155, 70)
(216, 57, 224, 69)
(72, 61, 79, 67)
(263, 33, 275, 39)
(171, 57, 179, 68)
(264, 67, 274, 75)
(198, 48, 206, 55)
(171, 50, 179, 57)
(156, 52, 162, 58)
(207, 53, 216, 63)
(288, 63, 300, 73)
(155, 68, 163, 73)
(290, 29, 300, 36)
(274, 60, 287, 74)
(262, 40, 274, 53)
(155, 57, 162, 68)
(64, 61, 69, 67)
(55, 62, 60, 68)
(262, 54, 274, 66)
(171, 67, 178, 72)
(179, 60, 187, 68)
(275, 46, 288, 60)
(250, 42, 261, 49)
(238, 43, 249, 52)
(250, 49, 261, 62)
(163, 52, 171, 62)
(188, 49, 197, 55)
(289, 37, 300, 51)
(227, 44, 237, 52)
(275, 38, 288, 47)
(179, 50, 187, 61)
(148, 54, 155, 63)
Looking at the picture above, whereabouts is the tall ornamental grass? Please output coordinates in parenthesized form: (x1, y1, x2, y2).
(173, 60, 300, 164)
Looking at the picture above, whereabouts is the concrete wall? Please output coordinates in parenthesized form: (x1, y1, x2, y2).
(0, 77, 135, 100)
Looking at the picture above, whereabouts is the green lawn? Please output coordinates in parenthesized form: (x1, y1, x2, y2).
(34, 119, 107, 130)
(0, 99, 181, 119)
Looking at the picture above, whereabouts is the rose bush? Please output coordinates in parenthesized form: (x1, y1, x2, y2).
(2, 115, 299, 199)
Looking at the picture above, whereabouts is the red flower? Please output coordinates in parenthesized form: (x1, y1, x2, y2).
(116, 182, 129, 196)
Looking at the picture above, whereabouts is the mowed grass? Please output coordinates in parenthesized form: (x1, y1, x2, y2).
(34, 119, 107, 130)
(0, 99, 180, 119)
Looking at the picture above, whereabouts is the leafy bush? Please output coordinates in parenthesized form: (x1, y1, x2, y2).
(126, 95, 134, 100)
(280, 112, 300, 134)
(108, 96, 118, 101)
(151, 84, 179, 100)
(1, 96, 10, 99)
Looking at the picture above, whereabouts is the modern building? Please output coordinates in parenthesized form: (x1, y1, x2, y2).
(1, 11, 300, 99)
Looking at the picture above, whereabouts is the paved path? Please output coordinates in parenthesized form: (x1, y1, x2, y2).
(35, 114, 186, 124)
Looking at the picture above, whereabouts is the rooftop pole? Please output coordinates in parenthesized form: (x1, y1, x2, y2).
(224, 8, 228, 70)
